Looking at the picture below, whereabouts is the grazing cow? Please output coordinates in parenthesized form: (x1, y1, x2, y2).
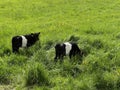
(12, 32, 40, 53)
(54, 42, 83, 62)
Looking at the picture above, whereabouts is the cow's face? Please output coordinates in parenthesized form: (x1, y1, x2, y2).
(31, 32, 40, 41)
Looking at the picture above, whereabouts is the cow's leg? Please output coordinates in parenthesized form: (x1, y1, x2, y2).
(69, 53, 72, 59)
(58, 54, 61, 60)
(54, 52, 58, 62)
(12, 47, 19, 53)
(60, 54, 64, 63)
(12, 38, 21, 53)
(54, 57, 58, 62)
(69, 50, 73, 59)
(58, 54, 63, 63)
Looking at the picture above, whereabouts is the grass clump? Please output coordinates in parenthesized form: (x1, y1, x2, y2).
(0, 66, 11, 84)
(95, 71, 119, 90)
(80, 39, 92, 56)
(85, 27, 104, 35)
(44, 40, 54, 50)
(116, 32, 120, 39)
(7, 54, 28, 66)
(92, 39, 103, 49)
(61, 60, 82, 77)
(0, 64, 14, 85)
(0, 46, 11, 57)
(26, 63, 50, 86)
(68, 35, 80, 43)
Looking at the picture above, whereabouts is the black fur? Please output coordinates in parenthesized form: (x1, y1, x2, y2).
(54, 42, 83, 62)
(54, 44, 66, 61)
(12, 32, 40, 53)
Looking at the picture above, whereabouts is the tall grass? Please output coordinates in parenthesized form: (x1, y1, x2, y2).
(0, 0, 120, 89)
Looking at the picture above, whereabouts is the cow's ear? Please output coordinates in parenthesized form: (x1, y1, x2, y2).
(37, 32, 40, 35)
(30, 33, 34, 37)
(31, 33, 34, 35)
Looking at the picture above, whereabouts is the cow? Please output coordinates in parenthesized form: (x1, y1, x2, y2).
(12, 32, 40, 53)
(54, 42, 83, 62)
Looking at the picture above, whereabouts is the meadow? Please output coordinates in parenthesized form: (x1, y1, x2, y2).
(0, 0, 120, 90)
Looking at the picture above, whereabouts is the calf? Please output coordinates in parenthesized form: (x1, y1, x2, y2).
(54, 42, 83, 62)
(12, 32, 40, 53)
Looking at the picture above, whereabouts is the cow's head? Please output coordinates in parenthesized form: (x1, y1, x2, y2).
(31, 32, 40, 41)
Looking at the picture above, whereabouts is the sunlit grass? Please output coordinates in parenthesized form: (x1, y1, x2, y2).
(0, 0, 120, 89)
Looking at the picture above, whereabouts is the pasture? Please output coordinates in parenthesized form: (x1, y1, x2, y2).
(0, 0, 120, 90)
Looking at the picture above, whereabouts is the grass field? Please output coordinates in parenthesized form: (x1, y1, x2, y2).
(0, 0, 120, 90)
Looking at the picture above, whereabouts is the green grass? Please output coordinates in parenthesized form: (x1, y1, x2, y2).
(0, 0, 120, 89)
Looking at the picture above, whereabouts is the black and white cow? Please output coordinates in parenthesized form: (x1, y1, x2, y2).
(12, 32, 40, 53)
(54, 42, 83, 62)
